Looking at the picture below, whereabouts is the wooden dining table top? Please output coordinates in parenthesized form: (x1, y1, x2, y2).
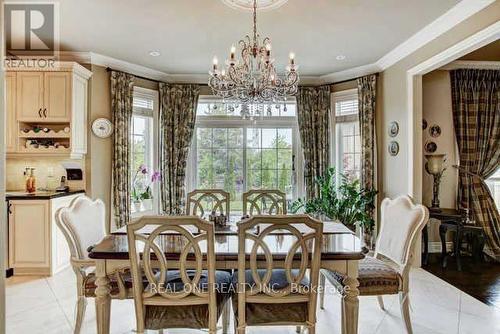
(88, 215, 366, 261)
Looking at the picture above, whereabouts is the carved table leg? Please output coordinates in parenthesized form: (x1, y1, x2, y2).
(342, 262, 360, 334)
(95, 260, 111, 334)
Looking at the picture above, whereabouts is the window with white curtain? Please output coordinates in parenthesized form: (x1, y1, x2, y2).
(130, 87, 159, 215)
(330, 89, 361, 181)
(187, 97, 303, 213)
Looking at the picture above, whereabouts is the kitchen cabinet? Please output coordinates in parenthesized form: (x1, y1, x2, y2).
(8, 192, 83, 276)
(6, 62, 92, 158)
(16, 72, 44, 122)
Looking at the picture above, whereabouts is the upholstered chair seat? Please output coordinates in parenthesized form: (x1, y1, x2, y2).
(144, 270, 232, 330)
(231, 269, 310, 325)
(321, 257, 402, 296)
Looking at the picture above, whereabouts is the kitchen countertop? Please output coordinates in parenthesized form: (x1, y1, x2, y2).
(6, 189, 85, 200)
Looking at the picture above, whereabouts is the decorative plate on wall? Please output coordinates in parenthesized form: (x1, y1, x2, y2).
(388, 141, 399, 156)
(429, 124, 441, 138)
(92, 118, 113, 138)
(388, 121, 399, 137)
(422, 119, 428, 130)
(425, 141, 437, 153)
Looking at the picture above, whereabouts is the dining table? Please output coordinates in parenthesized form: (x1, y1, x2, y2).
(88, 215, 365, 334)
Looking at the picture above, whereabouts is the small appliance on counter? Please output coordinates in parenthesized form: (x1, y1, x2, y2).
(55, 176, 70, 192)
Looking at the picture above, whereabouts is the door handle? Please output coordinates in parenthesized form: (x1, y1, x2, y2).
(43, 108, 47, 118)
(8, 203, 12, 215)
(38, 108, 42, 118)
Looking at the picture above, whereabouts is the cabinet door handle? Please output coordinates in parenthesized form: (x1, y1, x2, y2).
(43, 108, 47, 118)
(8, 203, 12, 215)
(38, 108, 42, 118)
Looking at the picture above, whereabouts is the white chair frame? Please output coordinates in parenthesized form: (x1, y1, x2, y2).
(242, 189, 287, 216)
(127, 215, 228, 334)
(186, 189, 230, 217)
(55, 196, 130, 334)
(319, 195, 429, 334)
(236, 215, 323, 334)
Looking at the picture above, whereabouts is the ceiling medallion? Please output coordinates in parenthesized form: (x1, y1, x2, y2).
(221, 0, 289, 12)
(209, 0, 299, 116)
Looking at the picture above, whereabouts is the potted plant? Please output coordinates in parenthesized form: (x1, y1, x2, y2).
(141, 171, 161, 211)
(131, 164, 149, 212)
(291, 167, 377, 246)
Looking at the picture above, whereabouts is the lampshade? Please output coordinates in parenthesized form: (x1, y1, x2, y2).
(425, 154, 446, 175)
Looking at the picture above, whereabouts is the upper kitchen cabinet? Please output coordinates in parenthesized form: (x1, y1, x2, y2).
(6, 62, 92, 159)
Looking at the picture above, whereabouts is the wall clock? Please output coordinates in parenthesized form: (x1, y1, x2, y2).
(92, 118, 113, 138)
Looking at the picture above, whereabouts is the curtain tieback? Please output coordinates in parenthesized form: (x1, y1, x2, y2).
(453, 165, 484, 182)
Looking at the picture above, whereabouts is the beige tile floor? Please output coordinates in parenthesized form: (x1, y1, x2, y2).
(6, 267, 500, 334)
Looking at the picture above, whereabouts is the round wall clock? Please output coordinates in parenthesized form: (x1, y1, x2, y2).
(92, 118, 113, 138)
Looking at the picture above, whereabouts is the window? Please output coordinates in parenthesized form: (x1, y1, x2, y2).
(188, 98, 302, 213)
(486, 169, 500, 212)
(330, 89, 361, 181)
(130, 87, 159, 215)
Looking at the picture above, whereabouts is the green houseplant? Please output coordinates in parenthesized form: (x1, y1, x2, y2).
(291, 167, 378, 233)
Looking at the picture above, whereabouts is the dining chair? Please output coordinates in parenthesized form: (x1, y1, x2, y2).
(318, 195, 429, 334)
(233, 215, 323, 334)
(55, 196, 132, 334)
(242, 189, 287, 215)
(186, 189, 230, 217)
(127, 215, 232, 334)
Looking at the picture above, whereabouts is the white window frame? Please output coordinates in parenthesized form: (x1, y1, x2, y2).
(186, 96, 305, 205)
(131, 87, 160, 218)
(330, 88, 360, 182)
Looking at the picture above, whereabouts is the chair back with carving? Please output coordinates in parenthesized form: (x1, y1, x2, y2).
(127, 216, 217, 331)
(186, 189, 230, 217)
(236, 215, 323, 328)
(375, 196, 429, 271)
(56, 196, 107, 261)
(242, 189, 287, 216)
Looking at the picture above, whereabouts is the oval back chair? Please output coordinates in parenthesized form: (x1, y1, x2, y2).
(234, 214, 323, 334)
(242, 189, 287, 216)
(127, 215, 231, 333)
(186, 189, 230, 218)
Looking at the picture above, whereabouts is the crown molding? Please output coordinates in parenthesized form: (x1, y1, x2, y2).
(375, 0, 495, 71)
(440, 60, 500, 70)
(319, 63, 381, 84)
(54, 0, 496, 86)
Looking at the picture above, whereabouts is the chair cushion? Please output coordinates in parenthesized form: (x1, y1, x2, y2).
(322, 256, 402, 296)
(144, 270, 232, 330)
(231, 269, 309, 326)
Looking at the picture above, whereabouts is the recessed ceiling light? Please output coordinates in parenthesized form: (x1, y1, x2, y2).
(149, 51, 161, 57)
(336, 55, 346, 60)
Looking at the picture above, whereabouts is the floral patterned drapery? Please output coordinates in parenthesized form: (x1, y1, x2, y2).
(159, 83, 200, 215)
(451, 69, 500, 258)
(297, 86, 330, 199)
(111, 71, 135, 228)
(357, 74, 377, 192)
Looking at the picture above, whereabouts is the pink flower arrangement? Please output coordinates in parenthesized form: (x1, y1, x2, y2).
(132, 165, 161, 202)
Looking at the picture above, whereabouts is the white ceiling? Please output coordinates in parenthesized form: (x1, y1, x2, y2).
(15, 0, 462, 76)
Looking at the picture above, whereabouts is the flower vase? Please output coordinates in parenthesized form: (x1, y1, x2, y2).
(143, 199, 153, 211)
(133, 201, 142, 213)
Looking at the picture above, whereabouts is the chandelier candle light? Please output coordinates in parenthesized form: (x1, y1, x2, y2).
(209, 0, 299, 110)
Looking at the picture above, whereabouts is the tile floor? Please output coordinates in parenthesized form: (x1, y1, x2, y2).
(6, 267, 500, 334)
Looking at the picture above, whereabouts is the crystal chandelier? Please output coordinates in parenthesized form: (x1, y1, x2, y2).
(208, 0, 299, 106)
